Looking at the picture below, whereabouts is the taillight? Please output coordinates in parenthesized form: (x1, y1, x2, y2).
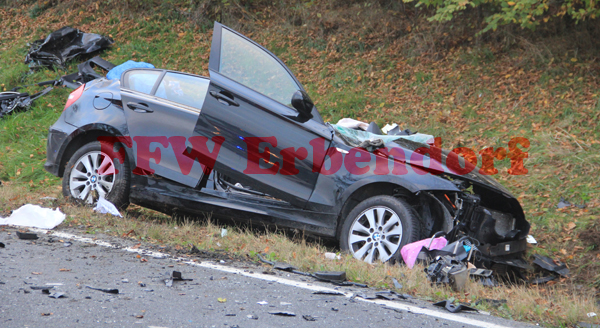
(63, 84, 85, 111)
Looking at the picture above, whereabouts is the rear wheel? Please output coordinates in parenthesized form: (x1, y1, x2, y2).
(339, 195, 421, 264)
(62, 140, 130, 209)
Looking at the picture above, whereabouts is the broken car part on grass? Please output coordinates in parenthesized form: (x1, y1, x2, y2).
(25, 26, 114, 69)
(46, 22, 531, 271)
(1, 56, 115, 120)
(532, 254, 570, 278)
(433, 300, 478, 314)
(3, 26, 117, 119)
(0, 86, 53, 119)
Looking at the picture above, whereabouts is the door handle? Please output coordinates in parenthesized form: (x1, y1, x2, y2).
(127, 102, 153, 113)
(209, 91, 239, 107)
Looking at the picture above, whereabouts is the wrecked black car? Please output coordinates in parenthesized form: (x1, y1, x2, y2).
(44, 23, 529, 266)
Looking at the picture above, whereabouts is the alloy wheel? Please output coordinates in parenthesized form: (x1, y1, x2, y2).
(69, 150, 115, 204)
(348, 206, 403, 263)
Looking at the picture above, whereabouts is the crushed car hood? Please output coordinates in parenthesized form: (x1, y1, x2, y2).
(390, 138, 513, 196)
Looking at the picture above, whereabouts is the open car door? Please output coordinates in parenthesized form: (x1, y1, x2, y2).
(191, 22, 331, 208)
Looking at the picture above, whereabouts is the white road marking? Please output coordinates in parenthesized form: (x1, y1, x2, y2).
(31, 228, 514, 328)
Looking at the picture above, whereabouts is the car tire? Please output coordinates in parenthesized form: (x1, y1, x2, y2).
(339, 195, 421, 264)
(62, 140, 130, 209)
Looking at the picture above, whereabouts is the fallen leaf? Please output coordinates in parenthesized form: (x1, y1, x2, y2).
(59, 268, 71, 272)
(566, 222, 576, 230)
(218, 297, 227, 303)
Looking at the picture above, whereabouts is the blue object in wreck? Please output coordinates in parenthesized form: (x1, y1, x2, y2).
(106, 60, 155, 80)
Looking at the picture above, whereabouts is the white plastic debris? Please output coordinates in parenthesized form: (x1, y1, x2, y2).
(93, 198, 123, 218)
(324, 252, 341, 260)
(382, 123, 398, 134)
(588, 312, 597, 318)
(257, 301, 268, 305)
(336, 118, 369, 131)
(0, 204, 66, 229)
(526, 235, 537, 244)
(221, 228, 228, 237)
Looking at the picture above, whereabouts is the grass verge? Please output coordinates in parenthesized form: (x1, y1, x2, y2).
(1, 181, 599, 326)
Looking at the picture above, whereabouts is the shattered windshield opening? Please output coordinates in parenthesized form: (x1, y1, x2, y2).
(331, 124, 434, 148)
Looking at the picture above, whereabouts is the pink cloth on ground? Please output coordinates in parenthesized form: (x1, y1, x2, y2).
(400, 236, 448, 269)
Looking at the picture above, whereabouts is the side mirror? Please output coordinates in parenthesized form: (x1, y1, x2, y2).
(291, 90, 314, 119)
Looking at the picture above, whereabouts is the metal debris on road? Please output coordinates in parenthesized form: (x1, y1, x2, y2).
(302, 315, 317, 321)
(164, 270, 193, 287)
(85, 285, 119, 294)
(312, 290, 345, 296)
(48, 292, 66, 299)
(16, 231, 38, 240)
(268, 311, 296, 317)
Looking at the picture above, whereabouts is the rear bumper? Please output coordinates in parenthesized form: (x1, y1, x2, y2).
(44, 124, 72, 177)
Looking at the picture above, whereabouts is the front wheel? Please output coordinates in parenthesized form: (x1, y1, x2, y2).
(62, 140, 130, 209)
(339, 195, 421, 264)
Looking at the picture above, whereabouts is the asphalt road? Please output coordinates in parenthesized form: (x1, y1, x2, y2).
(0, 227, 534, 328)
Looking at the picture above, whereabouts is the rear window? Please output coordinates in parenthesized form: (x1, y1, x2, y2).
(154, 73, 209, 109)
(122, 70, 161, 94)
